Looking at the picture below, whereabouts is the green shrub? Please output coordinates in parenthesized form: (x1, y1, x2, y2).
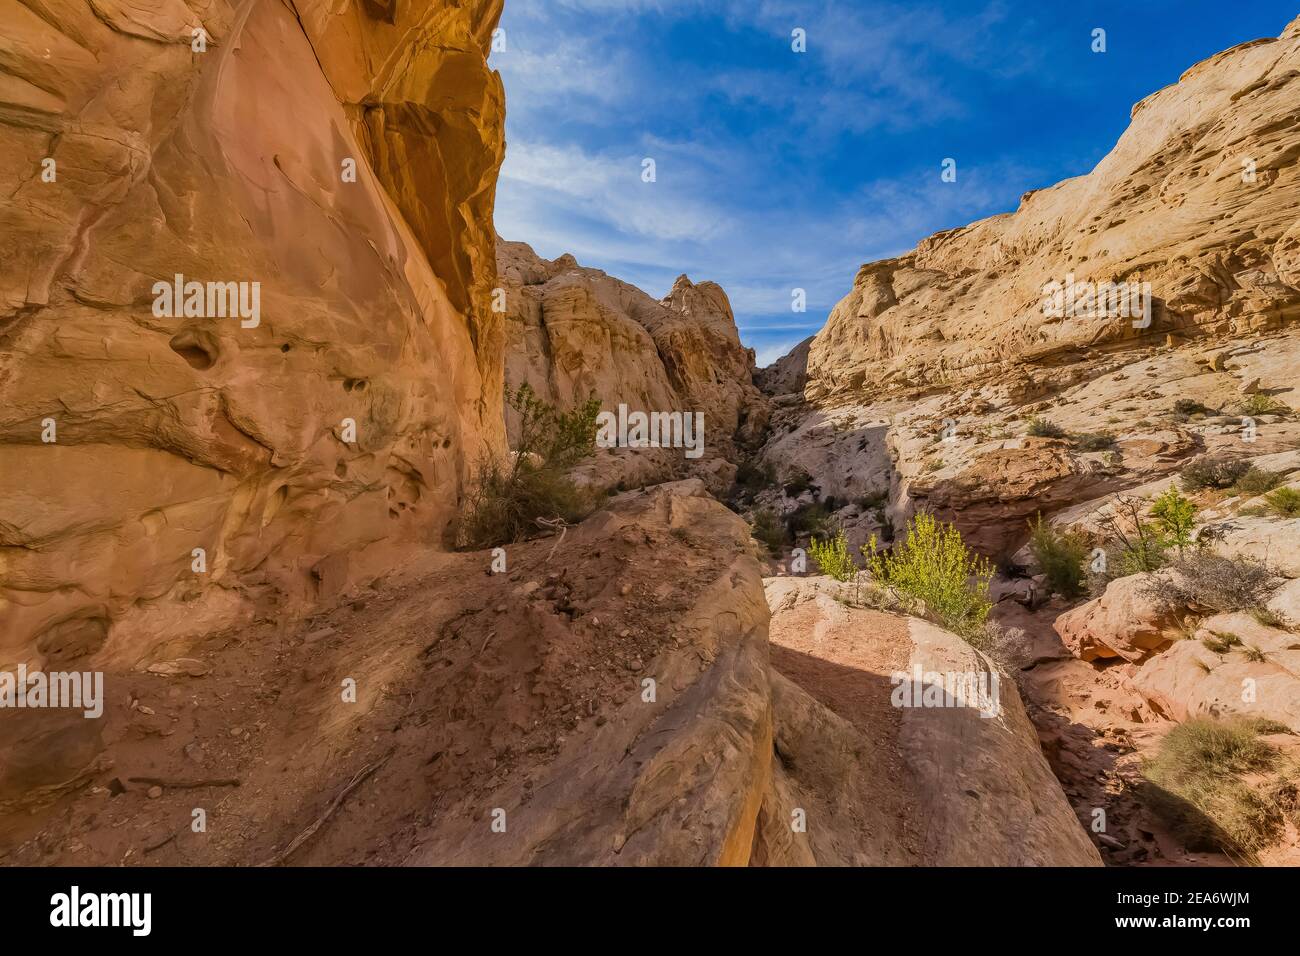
(810, 530, 857, 582)
(1026, 417, 1067, 439)
(1262, 487, 1300, 518)
(458, 384, 601, 548)
(864, 512, 993, 641)
(1142, 718, 1296, 860)
(734, 459, 776, 494)
(1071, 431, 1116, 452)
(1239, 394, 1289, 417)
(1096, 494, 1170, 577)
(1027, 514, 1088, 599)
(1232, 468, 1286, 497)
(750, 508, 786, 556)
(787, 501, 835, 540)
(1111, 537, 1169, 576)
(782, 468, 814, 497)
(1150, 486, 1198, 553)
(1181, 456, 1250, 492)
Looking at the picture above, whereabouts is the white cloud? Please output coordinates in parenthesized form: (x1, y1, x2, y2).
(755, 338, 806, 367)
(500, 141, 734, 243)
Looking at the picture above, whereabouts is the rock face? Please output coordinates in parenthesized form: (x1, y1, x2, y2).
(1054, 572, 1183, 663)
(1128, 611, 1300, 733)
(0, 478, 1101, 867)
(803, 17, 1300, 400)
(498, 239, 769, 490)
(0, 0, 507, 669)
(760, 576, 1101, 866)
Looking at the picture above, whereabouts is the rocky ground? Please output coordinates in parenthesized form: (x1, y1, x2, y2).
(747, 326, 1300, 866)
(0, 484, 1098, 867)
(4, 2, 1299, 868)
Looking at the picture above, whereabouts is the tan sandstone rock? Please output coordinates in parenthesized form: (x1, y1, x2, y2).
(761, 575, 1101, 865)
(498, 239, 769, 490)
(1054, 572, 1184, 663)
(0, 0, 507, 671)
(802, 18, 1300, 400)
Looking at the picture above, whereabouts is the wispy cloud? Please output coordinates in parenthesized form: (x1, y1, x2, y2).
(489, 0, 1265, 364)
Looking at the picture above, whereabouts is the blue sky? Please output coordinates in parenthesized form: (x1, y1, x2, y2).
(490, 1, 1298, 366)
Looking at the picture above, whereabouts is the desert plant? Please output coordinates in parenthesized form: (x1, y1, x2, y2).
(1262, 486, 1300, 518)
(734, 459, 776, 494)
(864, 512, 993, 640)
(1142, 718, 1297, 861)
(1027, 514, 1088, 599)
(1071, 431, 1116, 452)
(1239, 393, 1289, 417)
(782, 468, 814, 497)
(1232, 468, 1287, 497)
(1181, 456, 1250, 492)
(458, 384, 601, 548)
(1252, 607, 1291, 629)
(787, 501, 835, 540)
(750, 508, 786, 556)
(1201, 631, 1241, 654)
(1160, 551, 1282, 614)
(1026, 416, 1067, 439)
(1150, 486, 1198, 554)
(1096, 494, 1169, 576)
(809, 529, 858, 582)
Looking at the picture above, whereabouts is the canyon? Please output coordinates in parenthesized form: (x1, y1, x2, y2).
(1, 1, 1298, 867)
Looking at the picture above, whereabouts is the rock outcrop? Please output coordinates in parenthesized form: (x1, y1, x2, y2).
(498, 239, 769, 492)
(1054, 572, 1183, 663)
(760, 576, 1101, 865)
(1128, 611, 1300, 733)
(802, 16, 1300, 400)
(0, 481, 1099, 866)
(0, 1, 507, 669)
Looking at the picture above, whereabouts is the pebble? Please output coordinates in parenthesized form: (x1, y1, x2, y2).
(147, 786, 163, 799)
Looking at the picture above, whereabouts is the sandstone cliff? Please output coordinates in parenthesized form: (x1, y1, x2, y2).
(498, 239, 769, 492)
(0, 0, 506, 670)
(803, 15, 1300, 400)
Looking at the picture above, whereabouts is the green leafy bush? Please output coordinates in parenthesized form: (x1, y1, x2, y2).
(1027, 514, 1088, 599)
(734, 459, 776, 494)
(1096, 494, 1170, 577)
(458, 384, 601, 549)
(787, 501, 835, 540)
(750, 508, 786, 556)
(1262, 486, 1300, 518)
(1150, 486, 1198, 553)
(1026, 417, 1067, 439)
(809, 530, 857, 582)
(782, 468, 814, 497)
(864, 512, 993, 640)
(1232, 468, 1286, 497)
